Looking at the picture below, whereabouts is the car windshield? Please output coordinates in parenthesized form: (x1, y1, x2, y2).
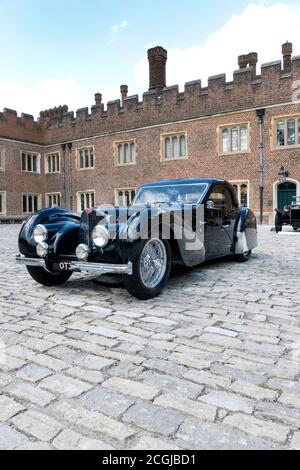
(132, 183, 208, 206)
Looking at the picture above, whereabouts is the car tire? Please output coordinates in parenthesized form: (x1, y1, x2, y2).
(234, 250, 252, 263)
(124, 238, 171, 300)
(293, 227, 299, 231)
(275, 213, 283, 233)
(26, 266, 72, 286)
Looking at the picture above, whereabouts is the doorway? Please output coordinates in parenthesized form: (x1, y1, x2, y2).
(277, 182, 296, 210)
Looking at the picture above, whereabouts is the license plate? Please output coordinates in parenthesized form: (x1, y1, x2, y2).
(56, 261, 72, 271)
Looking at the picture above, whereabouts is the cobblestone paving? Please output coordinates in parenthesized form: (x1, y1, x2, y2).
(0, 224, 299, 450)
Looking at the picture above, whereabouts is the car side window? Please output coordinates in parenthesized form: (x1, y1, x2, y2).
(208, 185, 235, 216)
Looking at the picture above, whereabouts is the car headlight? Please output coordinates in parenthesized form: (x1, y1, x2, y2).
(33, 225, 48, 244)
(36, 242, 49, 258)
(76, 244, 89, 261)
(92, 225, 109, 248)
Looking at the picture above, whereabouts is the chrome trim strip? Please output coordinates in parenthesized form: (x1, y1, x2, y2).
(16, 255, 45, 268)
(69, 260, 133, 275)
(16, 255, 133, 275)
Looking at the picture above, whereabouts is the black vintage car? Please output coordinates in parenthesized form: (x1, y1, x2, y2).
(275, 196, 300, 233)
(16, 178, 258, 299)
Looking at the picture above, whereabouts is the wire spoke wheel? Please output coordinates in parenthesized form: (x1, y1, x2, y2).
(139, 239, 167, 288)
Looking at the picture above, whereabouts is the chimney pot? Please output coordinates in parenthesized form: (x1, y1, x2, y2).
(95, 93, 102, 105)
(148, 46, 168, 92)
(282, 41, 293, 72)
(120, 85, 128, 106)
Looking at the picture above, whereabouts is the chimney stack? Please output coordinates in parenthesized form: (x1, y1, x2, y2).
(282, 41, 293, 72)
(248, 52, 258, 78)
(95, 93, 102, 106)
(120, 85, 128, 106)
(238, 52, 258, 78)
(148, 46, 168, 92)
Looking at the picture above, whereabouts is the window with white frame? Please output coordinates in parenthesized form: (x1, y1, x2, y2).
(0, 146, 5, 171)
(46, 193, 61, 208)
(115, 141, 136, 166)
(220, 125, 249, 154)
(162, 133, 187, 161)
(77, 191, 95, 212)
(231, 181, 249, 208)
(115, 188, 136, 207)
(21, 152, 40, 173)
(77, 147, 94, 169)
(22, 194, 41, 214)
(45, 152, 60, 174)
(275, 116, 300, 147)
(0, 192, 6, 215)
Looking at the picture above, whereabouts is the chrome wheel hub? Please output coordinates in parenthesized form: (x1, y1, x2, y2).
(139, 239, 167, 289)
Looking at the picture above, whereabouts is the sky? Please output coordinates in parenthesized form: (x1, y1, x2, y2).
(0, 0, 300, 117)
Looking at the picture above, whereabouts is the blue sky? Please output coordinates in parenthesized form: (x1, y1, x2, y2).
(0, 0, 299, 116)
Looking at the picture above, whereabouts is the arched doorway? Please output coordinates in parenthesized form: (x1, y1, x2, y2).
(277, 182, 296, 210)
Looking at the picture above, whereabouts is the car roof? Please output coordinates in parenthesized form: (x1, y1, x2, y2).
(141, 178, 225, 187)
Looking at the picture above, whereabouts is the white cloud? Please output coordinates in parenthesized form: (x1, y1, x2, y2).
(134, 3, 300, 94)
(110, 20, 128, 43)
(0, 77, 88, 119)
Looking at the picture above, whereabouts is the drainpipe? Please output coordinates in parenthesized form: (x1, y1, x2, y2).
(67, 143, 73, 211)
(256, 108, 266, 225)
(60, 144, 67, 208)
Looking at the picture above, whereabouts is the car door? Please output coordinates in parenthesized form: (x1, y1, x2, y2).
(204, 183, 237, 259)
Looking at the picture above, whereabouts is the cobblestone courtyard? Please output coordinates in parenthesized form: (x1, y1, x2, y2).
(0, 224, 299, 450)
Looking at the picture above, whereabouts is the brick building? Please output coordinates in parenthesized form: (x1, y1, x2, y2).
(0, 42, 300, 224)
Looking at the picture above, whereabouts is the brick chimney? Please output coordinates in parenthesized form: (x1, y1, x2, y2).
(238, 52, 258, 77)
(95, 93, 102, 106)
(282, 41, 293, 72)
(148, 46, 168, 92)
(120, 85, 128, 106)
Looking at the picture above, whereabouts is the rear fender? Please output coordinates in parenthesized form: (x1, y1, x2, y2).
(232, 208, 258, 254)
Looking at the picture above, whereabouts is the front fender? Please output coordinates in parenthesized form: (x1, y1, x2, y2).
(18, 208, 80, 257)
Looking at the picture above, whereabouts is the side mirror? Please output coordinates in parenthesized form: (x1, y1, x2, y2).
(206, 200, 215, 210)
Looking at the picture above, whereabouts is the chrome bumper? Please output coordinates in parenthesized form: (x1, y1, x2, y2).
(16, 255, 133, 276)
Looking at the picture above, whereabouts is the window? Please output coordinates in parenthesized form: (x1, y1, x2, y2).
(115, 141, 136, 166)
(208, 184, 235, 214)
(162, 133, 187, 160)
(22, 194, 41, 214)
(230, 181, 249, 208)
(46, 153, 60, 174)
(77, 191, 95, 212)
(21, 152, 40, 173)
(115, 188, 136, 207)
(0, 146, 5, 171)
(0, 192, 6, 215)
(275, 117, 300, 148)
(77, 147, 94, 169)
(219, 125, 249, 154)
(46, 193, 61, 208)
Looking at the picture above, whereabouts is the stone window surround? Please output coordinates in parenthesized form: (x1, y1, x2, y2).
(45, 192, 61, 208)
(230, 180, 250, 208)
(76, 146, 95, 170)
(0, 191, 6, 215)
(45, 151, 61, 174)
(114, 140, 137, 167)
(21, 151, 41, 174)
(0, 145, 5, 171)
(76, 190, 96, 212)
(218, 123, 250, 156)
(115, 188, 136, 206)
(22, 193, 42, 214)
(272, 114, 300, 149)
(160, 131, 188, 161)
